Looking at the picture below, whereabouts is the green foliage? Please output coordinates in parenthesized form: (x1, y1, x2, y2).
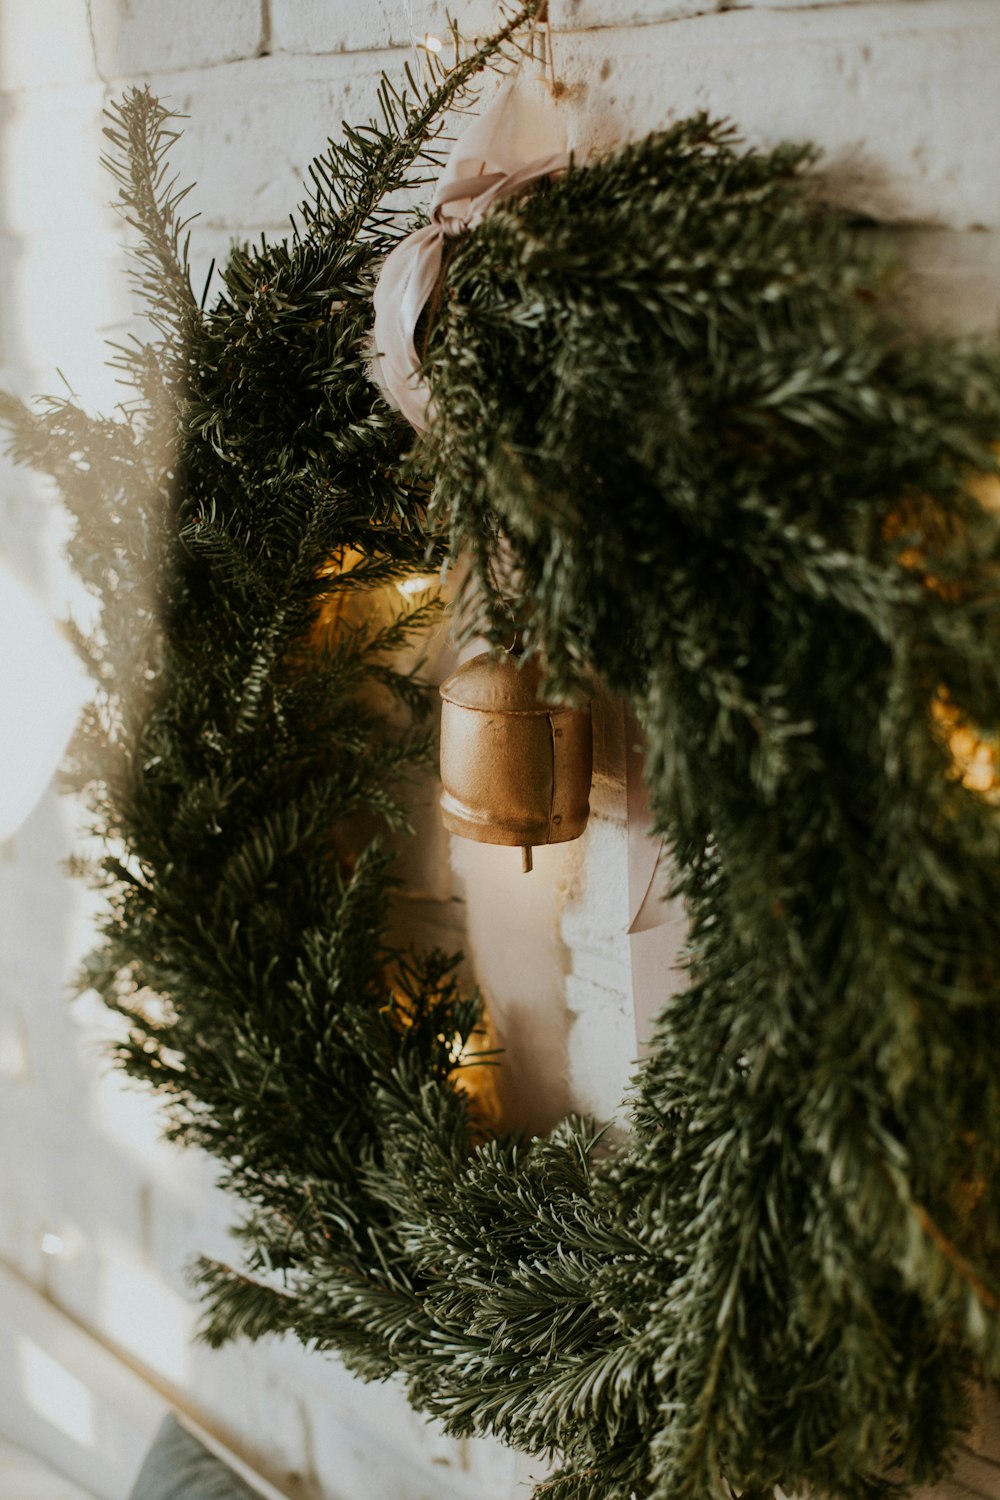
(422, 115, 1000, 1497)
(4, 16, 1000, 1500)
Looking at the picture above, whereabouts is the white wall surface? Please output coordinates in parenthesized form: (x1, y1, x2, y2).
(1, 2, 999, 1497)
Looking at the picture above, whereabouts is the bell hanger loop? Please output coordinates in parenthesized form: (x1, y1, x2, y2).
(487, 550, 520, 652)
(501, 606, 520, 655)
(524, 0, 558, 94)
(527, 1, 548, 60)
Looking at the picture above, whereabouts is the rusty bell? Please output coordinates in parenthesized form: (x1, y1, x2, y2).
(439, 651, 592, 872)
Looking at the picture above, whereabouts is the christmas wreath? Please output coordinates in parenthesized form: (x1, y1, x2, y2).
(5, 7, 1000, 1497)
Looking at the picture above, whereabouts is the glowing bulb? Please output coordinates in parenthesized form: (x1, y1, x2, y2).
(932, 690, 999, 799)
(40, 1232, 66, 1257)
(421, 32, 443, 53)
(0, 559, 89, 841)
(396, 573, 438, 597)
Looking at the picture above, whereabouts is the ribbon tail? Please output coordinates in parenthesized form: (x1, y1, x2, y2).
(625, 708, 684, 1052)
(434, 76, 567, 204)
(371, 223, 445, 433)
(372, 77, 569, 432)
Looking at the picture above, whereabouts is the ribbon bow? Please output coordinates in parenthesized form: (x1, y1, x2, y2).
(372, 78, 568, 432)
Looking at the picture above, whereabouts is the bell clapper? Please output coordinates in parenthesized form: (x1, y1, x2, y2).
(521, 845, 533, 874)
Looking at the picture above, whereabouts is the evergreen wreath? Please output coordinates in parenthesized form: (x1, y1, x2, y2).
(4, 6, 1000, 1497)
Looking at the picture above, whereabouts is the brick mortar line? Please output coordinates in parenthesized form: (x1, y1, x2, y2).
(568, 0, 989, 25)
(84, 0, 112, 93)
(98, 4, 997, 88)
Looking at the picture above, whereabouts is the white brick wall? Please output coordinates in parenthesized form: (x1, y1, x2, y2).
(2, 2, 1000, 1497)
(556, 1, 1000, 227)
(89, 0, 266, 77)
(269, 0, 503, 55)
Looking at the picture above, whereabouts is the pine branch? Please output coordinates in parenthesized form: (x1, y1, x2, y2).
(101, 90, 200, 366)
(300, 3, 541, 246)
(7, 26, 1000, 1500)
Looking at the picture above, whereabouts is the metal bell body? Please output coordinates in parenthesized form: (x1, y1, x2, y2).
(439, 652, 592, 856)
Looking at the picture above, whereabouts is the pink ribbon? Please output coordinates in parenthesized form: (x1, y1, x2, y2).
(373, 80, 680, 1047)
(372, 78, 568, 432)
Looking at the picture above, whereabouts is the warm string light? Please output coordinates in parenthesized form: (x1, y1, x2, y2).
(317, 554, 439, 617)
(311, 545, 365, 641)
(937, 463, 1000, 795)
(885, 473, 1000, 801)
(395, 572, 439, 597)
(386, 981, 503, 1138)
(932, 691, 999, 799)
(443, 1016, 503, 1139)
(967, 449, 1000, 518)
(413, 7, 558, 89)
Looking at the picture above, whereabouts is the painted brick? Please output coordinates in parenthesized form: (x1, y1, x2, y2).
(299, 1381, 518, 1500)
(1, 89, 109, 238)
(556, 0, 952, 26)
(0, 77, 124, 404)
(125, 54, 386, 232)
(553, 0, 718, 27)
(1, 236, 124, 414)
(559, 813, 630, 966)
(569, 944, 631, 995)
(0, 1004, 32, 1084)
(565, 973, 637, 1121)
(452, 831, 574, 1135)
(732, 0, 911, 8)
(91, 0, 263, 78)
(227, 1334, 523, 1500)
(270, 0, 509, 56)
(895, 226, 1000, 333)
(185, 1357, 317, 1499)
(0, 0, 96, 93)
(0, 1193, 47, 1295)
(117, 3, 1000, 244)
(556, 0, 1000, 229)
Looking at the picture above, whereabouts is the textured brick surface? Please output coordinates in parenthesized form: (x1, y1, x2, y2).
(89, 0, 264, 78)
(564, 972, 638, 1122)
(556, 0, 1000, 228)
(555, 0, 940, 24)
(0, 0, 96, 92)
(560, 814, 631, 969)
(897, 227, 1000, 333)
(553, 0, 717, 26)
(130, 53, 389, 233)
(1, 89, 109, 238)
(733, 0, 910, 8)
(271, 0, 507, 55)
